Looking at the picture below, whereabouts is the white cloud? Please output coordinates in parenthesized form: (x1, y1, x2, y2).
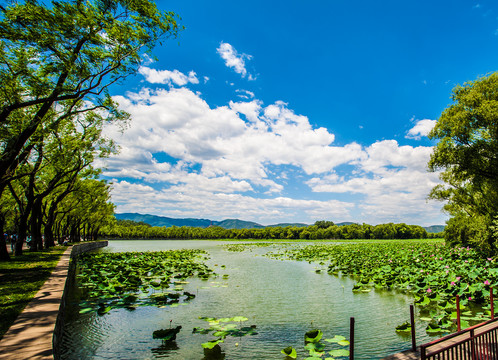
(110, 180, 355, 225)
(236, 89, 255, 99)
(104, 83, 446, 225)
(306, 140, 443, 225)
(138, 67, 199, 86)
(406, 119, 437, 140)
(217, 42, 254, 79)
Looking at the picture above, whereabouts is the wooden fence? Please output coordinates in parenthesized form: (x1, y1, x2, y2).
(420, 317, 498, 360)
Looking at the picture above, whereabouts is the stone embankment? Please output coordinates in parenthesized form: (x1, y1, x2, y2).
(0, 241, 108, 360)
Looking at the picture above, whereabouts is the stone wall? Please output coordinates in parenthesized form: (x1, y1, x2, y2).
(53, 241, 108, 359)
(69, 240, 108, 258)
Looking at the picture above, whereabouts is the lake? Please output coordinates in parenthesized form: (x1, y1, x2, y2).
(59, 240, 436, 359)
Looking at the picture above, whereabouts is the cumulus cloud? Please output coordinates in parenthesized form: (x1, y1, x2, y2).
(306, 140, 443, 224)
(110, 180, 355, 225)
(406, 119, 437, 140)
(103, 84, 446, 225)
(138, 67, 199, 86)
(106, 88, 359, 184)
(217, 42, 254, 79)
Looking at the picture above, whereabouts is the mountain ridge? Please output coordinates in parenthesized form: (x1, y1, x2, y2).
(114, 213, 444, 232)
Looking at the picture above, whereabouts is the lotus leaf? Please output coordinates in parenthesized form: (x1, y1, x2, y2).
(329, 349, 350, 357)
(231, 316, 248, 322)
(305, 329, 323, 343)
(395, 322, 411, 332)
(153, 326, 182, 341)
(281, 346, 297, 358)
(267, 240, 498, 334)
(74, 249, 213, 314)
(202, 339, 224, 349)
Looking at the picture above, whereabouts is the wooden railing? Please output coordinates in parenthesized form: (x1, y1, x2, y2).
(420, 318, 498, 360)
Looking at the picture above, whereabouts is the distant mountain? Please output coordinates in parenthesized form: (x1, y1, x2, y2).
(266, 223, 308, 228)
(424, 225, 445, 233)
(336, 222, 356, 226)
(115, 213, 213, 228)
(115, 213, 308, 229)
(115, 213, 445, 232)
(215, 219, 264, 229)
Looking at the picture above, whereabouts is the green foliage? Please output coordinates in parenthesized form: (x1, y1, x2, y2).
(152, 326, 182, 341)
(0, 0, 182, 254)
(100, 221, 433, 240)
(75, 249, 213, 314)
(429, 72, 498, 252)
(314, 220, 335, 229)
(268, 241, 498, 334)
(0, 0, 180, 183)
(193, 316, 257, 353)
(282, 329, 349, 359)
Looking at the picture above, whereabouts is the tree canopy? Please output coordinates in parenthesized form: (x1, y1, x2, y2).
(100, 221, 438, 240)
(429, 72, 498, 253)
(0, 0, 182, 259)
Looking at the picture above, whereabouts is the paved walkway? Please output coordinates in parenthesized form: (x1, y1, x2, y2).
(0, 247, 72, 360)
(382, 348, 420, 360)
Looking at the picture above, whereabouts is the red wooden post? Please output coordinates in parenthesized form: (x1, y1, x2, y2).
(350, 317, 355, 360)
(470, 329, 475, 360)
(410, 304, 416, 351)
(491, 286, 494, 320)
(456, 295, 461, 332)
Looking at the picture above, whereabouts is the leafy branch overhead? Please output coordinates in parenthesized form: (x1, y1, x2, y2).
(0, 0, 182, 258)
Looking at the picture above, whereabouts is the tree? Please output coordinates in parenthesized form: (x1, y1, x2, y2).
(0, 0, 181, 258)
(428, 72, 498, 252)
(314, 220, 335, 229)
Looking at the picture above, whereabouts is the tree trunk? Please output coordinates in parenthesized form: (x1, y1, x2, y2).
(0, 215, 10, 261)
(15, 215, 28, 256)
(31, 198, 44, 250)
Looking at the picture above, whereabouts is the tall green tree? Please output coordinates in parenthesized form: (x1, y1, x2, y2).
(428, 72, 498, 252)
(0, 0, 181, 258)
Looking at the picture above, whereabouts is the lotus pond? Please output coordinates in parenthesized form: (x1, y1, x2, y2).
(60, 239, 497, 359)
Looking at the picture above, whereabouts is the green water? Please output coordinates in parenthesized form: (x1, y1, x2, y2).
(60, 240, 435, 359)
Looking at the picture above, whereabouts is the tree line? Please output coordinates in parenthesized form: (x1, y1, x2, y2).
(100, 220, 443, 240)
(0, 0, 181, 260)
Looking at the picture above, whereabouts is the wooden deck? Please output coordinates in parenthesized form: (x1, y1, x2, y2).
(383, 318, 498, 360)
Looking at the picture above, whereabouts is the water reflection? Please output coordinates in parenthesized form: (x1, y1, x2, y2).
(151, 340, 179, 357)
(202, 345, 225, 360)
(60, 240, 434, 359)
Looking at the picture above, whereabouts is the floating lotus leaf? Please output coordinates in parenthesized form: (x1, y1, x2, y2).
(305, 329, 323, 343)
(281, 346, 297, 358)
(201, 339, 224, 349)
(395, 322, 411, 332)
(75, 249, 213, 314)
(329, 349, 350, 357)
(79, 307, 94, 314)
(324, 335, 346, 343)
(231, 316, 248, 322)
(152, 326, 182, 341)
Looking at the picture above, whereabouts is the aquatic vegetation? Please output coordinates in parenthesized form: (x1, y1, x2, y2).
(153, 325, 182, 341)
(268, 241, 498, 333)
(282, 329, 349, 359)
(74, 249, 215, 314)
(193, 316, 257, 353)
(223, 242, 291, 252)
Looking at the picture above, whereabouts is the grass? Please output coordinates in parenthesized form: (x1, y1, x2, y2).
(0, 246, 67, 339)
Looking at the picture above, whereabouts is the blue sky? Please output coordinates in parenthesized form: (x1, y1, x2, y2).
(100, 0, 498, 226)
